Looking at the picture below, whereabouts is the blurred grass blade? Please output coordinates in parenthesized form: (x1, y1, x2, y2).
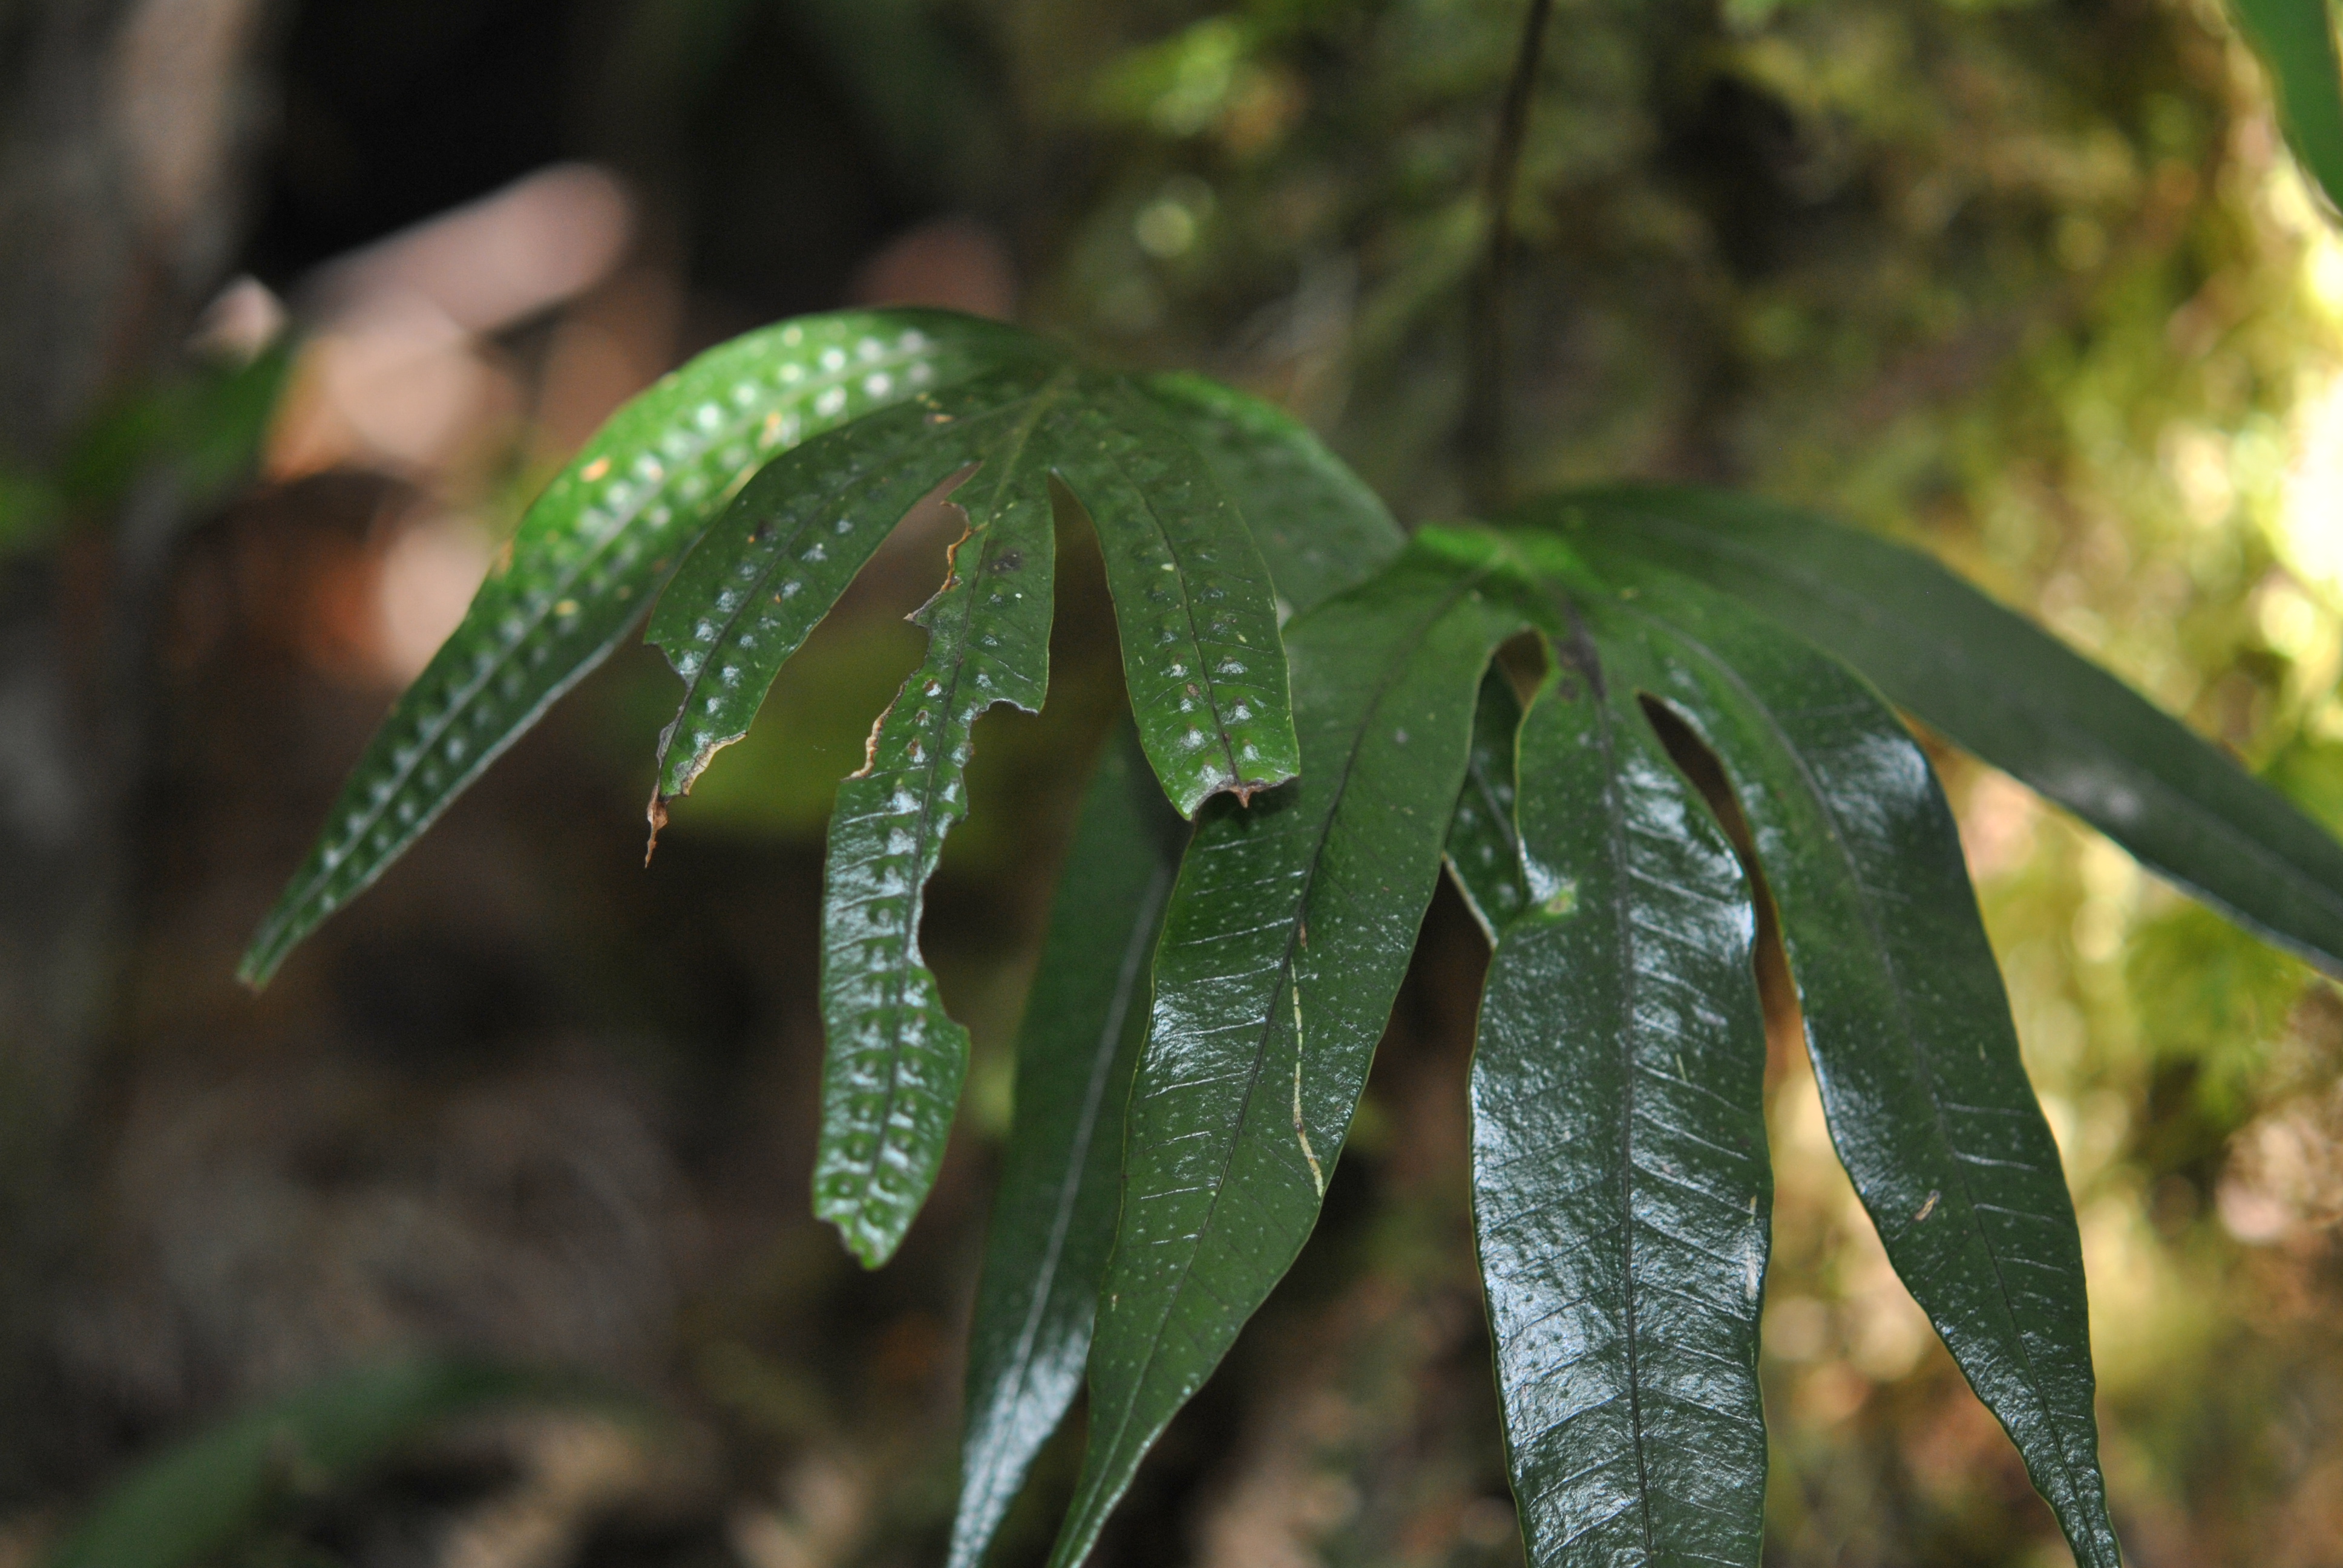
(1472, 627, 1771, 1568)
(1057, 380, 1300, 816)
(1138, 373, 1405, 617)
(1584, 560, 2122, 1568)
(1046, 528, 1533, 1568)
(47, 1357, 565, 1568)
(951, 724, 1185, 1568)
(240, 309, 1037, 987)
(1446, 668, 1530, 942)
(647, 362, 1065, 813)
(1533, 484, 2343, 979)
(2231, 0, 2343, 214)
(814, 372, 1071, 1267)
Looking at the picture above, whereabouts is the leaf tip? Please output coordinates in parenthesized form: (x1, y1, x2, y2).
(644, 795, 669, 867)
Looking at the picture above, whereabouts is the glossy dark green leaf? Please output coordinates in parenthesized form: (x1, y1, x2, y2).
(240, 309, 1034, 987)
(1470, 627, 1772, 1568)
(1446, 668, 1530, 942)
(2231, 0, 2343, 215)
(814, 372, 1073, 1269)
(1579, 558, 2120, 1568)
(647, 362, 1068, 811)
(1046, 529, 1534, 1568)
(1534, 483, 2343, 979)
(1055, 379, 1301, 815)
(1138, 372, 1406, 616)
(951, 724, 1185, 1568)
(47, 1357, 569, 1568)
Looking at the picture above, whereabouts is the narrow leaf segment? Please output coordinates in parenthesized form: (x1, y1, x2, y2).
(239, 309, 1030, 986)
(811, 369, 1072, 1268)
(1472, 626, 1772, 1568)
(1581, 557, 2122, 1568)
(1535, 485, 2343, 978)
(951, 724, 1184, 1568)
(1047, 529, 1534, 1568)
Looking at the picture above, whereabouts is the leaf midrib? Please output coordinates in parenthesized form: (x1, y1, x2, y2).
(1619, 598, 2103, 1550)
(958, 848, 1175, 1557)
(1553, 604, 1660, 1560)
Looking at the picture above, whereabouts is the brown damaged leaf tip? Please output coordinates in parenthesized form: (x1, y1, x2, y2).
(644, 795, 669, 867)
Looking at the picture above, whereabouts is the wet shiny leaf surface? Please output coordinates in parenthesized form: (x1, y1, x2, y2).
(1583, 560, 2121, 1568)
(1445, 668, 1529, 943)
(1047, 529, 1533, 1568)
(950, 725, 1184, 1568)
(1472, 625, 1772, 1568)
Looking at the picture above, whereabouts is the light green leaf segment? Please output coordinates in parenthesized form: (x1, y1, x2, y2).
(240, 309, 1032, 986)
(1471, 627, 1772, 1567)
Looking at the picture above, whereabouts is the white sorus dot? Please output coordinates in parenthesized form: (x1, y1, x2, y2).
(816, 386, 847, 417)
(1169, 662, 1187, 676)
(661, 431, 693, 458)
(780, 581, 801, 598)
(704, 695, 722, 712)
(1242, 742, 1260, 759)
(1231, 702, 1251, 720)
(648, 505, 672, 528)
(715, 590, 740, 612)
(604, 483, 635, 512)
(899, 329, 928, 352)
(856, 336, 883, 361)
(864, 371, 893, 397)
(720, 665, 741, 686)
(908, 362, 933, 385)
(923, 680, 943, 696)
(634, 454, 664, 482)
(887, 829, 916, 855)
(834, 517, 853, 534)
(1160, 561, 1176, 572)
(891, 789, 919, 812)
(696, 402, 723, 431)
(782, 325, 804, 345)
(1184, 728, 1205, 749)
(804, 542, 826, 562)
(781, 362, 802, 383)
(676, 653, 701, 675)
(678, 474, 707, 501)
(694, 620, 716, 641)
(821, 347, 847, 372)
(975, 672, 992, 687)
(732, 381, 758, 407)
(1179, 699, 1193, 713)
(735, 560, 758, 580)
(736, 632, 757, 649)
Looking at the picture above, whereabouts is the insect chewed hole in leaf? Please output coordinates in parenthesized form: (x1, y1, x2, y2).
(1639, 692, 1805, 1071)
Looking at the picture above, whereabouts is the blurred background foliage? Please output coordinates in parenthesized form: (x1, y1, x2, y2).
(2, 0, 2342, 1564)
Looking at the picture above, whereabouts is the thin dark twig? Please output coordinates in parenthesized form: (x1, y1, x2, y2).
(1458, 0, 1555, 513)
